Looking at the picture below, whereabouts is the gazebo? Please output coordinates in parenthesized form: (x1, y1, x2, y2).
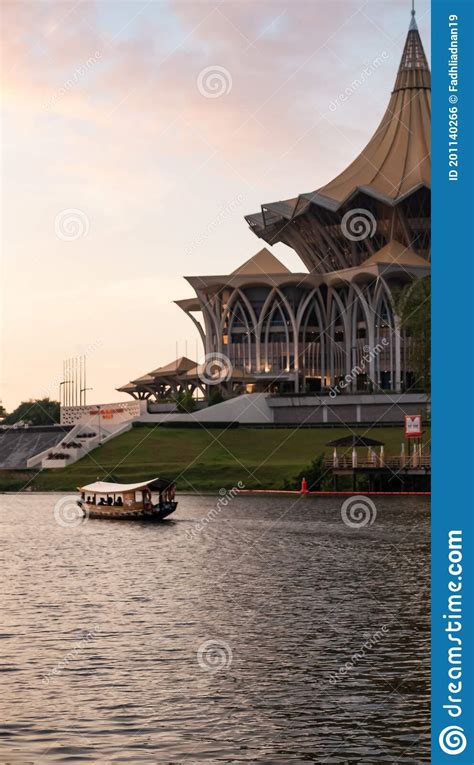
(326, 434, 385, 469)
(117, 357, 201, 401)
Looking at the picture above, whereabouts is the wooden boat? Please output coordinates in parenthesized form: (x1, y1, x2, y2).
(78, 478, 177, 521)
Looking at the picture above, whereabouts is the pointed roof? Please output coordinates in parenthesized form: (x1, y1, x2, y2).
(317, 12, 430, 202)
(394, 8, 430, 91)
(128, 357, 197, 386)
(246, 10, 430, 230)
(151, 357, 197, 376)
(231, 248, 290, 275)
(117, 382, 139, 393)
(362, 239, 430, 268)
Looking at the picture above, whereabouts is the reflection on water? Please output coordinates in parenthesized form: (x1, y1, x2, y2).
(0, 494, 429, 763)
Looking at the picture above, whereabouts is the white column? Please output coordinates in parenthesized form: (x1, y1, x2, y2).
(394, 315, 402, 392)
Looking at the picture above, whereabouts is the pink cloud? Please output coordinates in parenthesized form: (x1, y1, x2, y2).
(2, 0, 424, 165)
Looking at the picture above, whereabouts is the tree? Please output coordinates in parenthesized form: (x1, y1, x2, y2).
(174, 391, 196, 414)
(393, 276, 431, 393)
(208, 388, 224, 407)
(3, 398, 60, 426)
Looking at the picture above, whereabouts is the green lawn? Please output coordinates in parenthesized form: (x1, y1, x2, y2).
(2, 424, 430, 493)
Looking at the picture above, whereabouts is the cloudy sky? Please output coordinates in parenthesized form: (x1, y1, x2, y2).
(1, 0, 430, 410)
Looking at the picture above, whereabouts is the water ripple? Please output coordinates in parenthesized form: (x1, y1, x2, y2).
(0, 494, 430, 763)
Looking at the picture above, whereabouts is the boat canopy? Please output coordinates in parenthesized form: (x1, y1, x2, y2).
(79, 478, 175, 494)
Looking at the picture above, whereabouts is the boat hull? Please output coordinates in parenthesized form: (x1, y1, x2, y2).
(80, 501, 178, 522)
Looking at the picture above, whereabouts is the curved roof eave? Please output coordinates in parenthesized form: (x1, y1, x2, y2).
(300, 181, 431, 212)
(249, 182, 431, 234)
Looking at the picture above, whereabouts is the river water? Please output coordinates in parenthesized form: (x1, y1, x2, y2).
(0, 493, 430, 763)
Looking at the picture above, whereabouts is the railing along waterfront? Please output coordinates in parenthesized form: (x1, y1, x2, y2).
(324, 455, 431, 470)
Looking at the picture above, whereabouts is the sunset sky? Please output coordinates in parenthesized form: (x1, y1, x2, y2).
(1, 0, 430, 411)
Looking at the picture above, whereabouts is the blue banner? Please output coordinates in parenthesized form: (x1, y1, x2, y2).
(432, 0, 474, 762)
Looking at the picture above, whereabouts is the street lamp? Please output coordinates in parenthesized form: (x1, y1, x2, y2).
(80, 387, 93, 406)
(59, 380, 73, 407)
(96, 404, 103, 441)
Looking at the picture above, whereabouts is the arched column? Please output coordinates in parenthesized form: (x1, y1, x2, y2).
(326, 287, 351, 387)
(257, 287, 299, 381)
(348, 283, 376, 390)
(296, 287, 327, 386)
(373, 277, 399, 392)
(221, 288, 259, 372)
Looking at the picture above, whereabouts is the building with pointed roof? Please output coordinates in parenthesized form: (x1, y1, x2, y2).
(121, 8, 430, 404)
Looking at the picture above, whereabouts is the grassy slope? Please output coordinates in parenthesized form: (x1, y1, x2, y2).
(6, 425, 429, 492)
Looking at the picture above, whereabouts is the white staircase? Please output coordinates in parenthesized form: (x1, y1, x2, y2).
(27, 421, 133, 470)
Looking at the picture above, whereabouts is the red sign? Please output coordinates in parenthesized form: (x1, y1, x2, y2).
(89, 407, 126, 418)
(405, 414, 422, 438)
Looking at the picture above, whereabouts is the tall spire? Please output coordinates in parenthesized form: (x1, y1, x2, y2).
(409, 0, 418, 31)
(393, 3, 430, 91)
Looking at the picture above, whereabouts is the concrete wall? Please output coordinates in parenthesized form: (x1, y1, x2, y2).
(269, 394, 429, 426)
(61, 401, 140, 427)
(138, 393, 273, 425)
(136, 393, 428, 427)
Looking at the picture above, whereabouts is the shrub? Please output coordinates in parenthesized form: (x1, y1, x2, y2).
(285, 454, 329, 491)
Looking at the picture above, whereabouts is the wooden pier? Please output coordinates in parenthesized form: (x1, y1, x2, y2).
(324, 454, 431, 491)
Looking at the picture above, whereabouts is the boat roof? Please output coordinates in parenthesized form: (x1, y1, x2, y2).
(79, 478, 174, 493)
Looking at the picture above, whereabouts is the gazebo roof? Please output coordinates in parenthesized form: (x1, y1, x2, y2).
(116, 381, 139, 393)
(131, 357, 197, 384)
(117, 357, 199, 394)
(151, 357, 197, 377)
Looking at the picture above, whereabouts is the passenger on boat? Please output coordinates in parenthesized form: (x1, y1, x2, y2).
(115, 497, 123, 506)
(107, 496, 113, 506)
(98, 497, 106, 505)
(162, 486, 175, 504)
